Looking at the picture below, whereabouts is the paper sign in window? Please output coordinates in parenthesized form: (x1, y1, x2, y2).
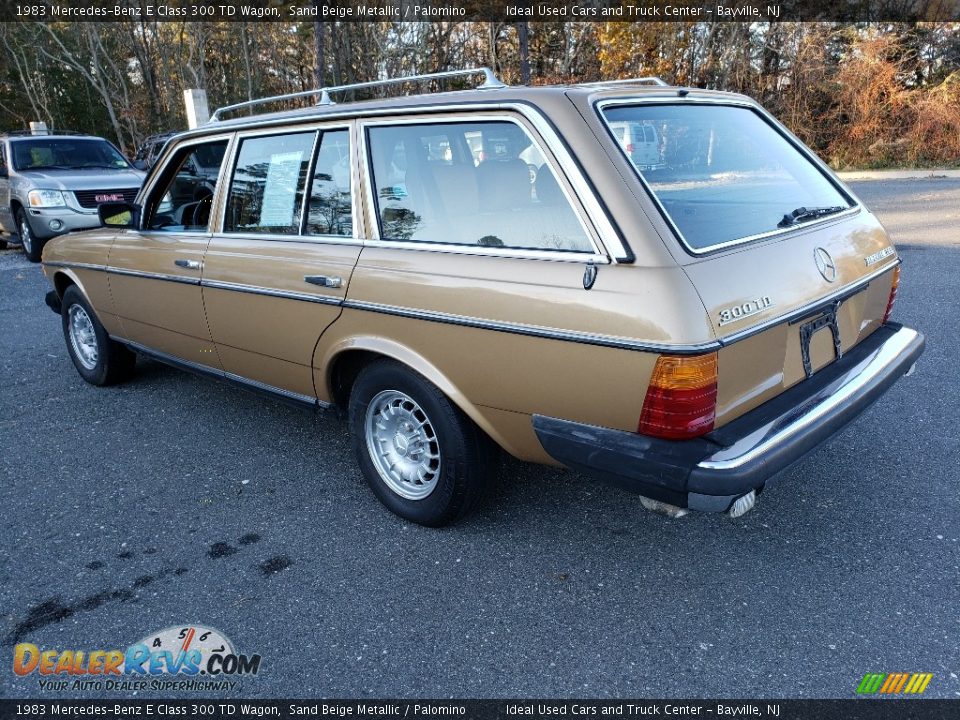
(259, 151, 304, 227)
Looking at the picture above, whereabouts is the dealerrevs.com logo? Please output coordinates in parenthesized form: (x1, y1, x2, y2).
(13, 625, 261, 692)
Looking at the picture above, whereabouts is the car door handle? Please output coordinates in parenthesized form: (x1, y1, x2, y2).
(174, 259, 201, 270)
(304, 275, 342, 289)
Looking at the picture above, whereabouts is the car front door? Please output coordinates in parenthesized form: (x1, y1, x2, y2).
(200, 125, 361, 401)
(107, 134, 232, 366)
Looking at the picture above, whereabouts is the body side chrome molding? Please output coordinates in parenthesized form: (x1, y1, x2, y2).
(341, 299, 721, 355)
(107, 266, 202, 286)
(201, 278, 343, 306)
(45, 261, 201, 286)
(50, 261, 899, 357)
(43, 260, 107, 272)
(45, 261, 343, 304)
(113, 337, 329, 411)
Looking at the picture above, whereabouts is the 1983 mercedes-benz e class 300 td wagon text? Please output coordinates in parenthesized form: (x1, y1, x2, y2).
(40, 69, 924, 526)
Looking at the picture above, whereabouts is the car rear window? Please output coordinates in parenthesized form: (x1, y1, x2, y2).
(366, 120, 593, 253)
(600, 103, 853, 251)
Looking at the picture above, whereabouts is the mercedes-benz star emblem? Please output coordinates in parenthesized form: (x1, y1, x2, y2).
(814, 247, 837, 282)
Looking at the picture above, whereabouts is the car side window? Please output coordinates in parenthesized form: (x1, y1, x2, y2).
(305, 129, 352, 237)
(224, 132, 315, 235)
(367, 120, 593, 253)
(145, 140, 228, 232)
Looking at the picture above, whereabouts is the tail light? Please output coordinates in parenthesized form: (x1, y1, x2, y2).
(882, 265, 901, 323)
(638, 352, 718, 440)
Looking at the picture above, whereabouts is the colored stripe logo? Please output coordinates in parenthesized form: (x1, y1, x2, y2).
(857, 673, 932, 694)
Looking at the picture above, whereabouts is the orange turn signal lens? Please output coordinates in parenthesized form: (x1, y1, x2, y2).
(638, 352, 718, 440)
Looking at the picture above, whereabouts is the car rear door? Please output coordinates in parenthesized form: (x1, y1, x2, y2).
(313, 111, 681, 457)
(200, 124, 362, 401)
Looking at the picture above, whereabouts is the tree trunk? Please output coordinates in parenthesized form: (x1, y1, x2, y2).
(518, 21, 530, 84)
(314, 19, 325, 88)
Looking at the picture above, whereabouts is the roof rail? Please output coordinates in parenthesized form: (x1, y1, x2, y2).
(581, 77, 670, 88)
(209, 67, 507, 123)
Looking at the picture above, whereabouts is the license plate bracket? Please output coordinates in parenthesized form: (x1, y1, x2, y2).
(796, 300, 843, 379)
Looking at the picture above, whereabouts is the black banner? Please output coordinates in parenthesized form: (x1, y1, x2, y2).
(1, 0, 959, 23)
(1, 700, 959, 720)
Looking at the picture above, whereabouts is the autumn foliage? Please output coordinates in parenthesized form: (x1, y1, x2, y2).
(1, 21, 957, 169)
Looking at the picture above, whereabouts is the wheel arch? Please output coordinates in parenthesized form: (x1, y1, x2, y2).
(322, 337, 518, 457)
(51, 268, 92, 305)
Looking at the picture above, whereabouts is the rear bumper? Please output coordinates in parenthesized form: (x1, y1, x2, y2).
(532, 324, 925, 513)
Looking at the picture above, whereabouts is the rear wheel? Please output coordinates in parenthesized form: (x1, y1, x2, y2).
(61, 286, 136, 385)
(348, 360, 493, 527)
(16, 207, 43, 263)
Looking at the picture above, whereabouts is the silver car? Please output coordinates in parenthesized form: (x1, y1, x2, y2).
(0, 132, 145, 261)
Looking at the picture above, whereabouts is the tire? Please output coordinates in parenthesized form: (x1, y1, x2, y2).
(16, 207, 43, 263)
(348, 359, 494, 527)
(60, 286, 136, 386)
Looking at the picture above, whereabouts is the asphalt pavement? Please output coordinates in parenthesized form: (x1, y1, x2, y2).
(1, 178, 958, 699)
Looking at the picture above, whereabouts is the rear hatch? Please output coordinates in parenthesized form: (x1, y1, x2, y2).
(597, 97, 900, 426)
(684, 215, 899, 424)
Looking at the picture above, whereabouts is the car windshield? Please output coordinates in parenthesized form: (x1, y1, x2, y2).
(11, 138, 131, 172)
(601, 103, 853, 251)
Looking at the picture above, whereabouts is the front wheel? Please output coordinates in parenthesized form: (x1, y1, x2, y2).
(16, 207, 43, 263)
(61, 286, 136, 385)
(348, 360, 494, 527)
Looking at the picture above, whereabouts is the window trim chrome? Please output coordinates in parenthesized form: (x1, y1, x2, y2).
(358, 111, 608, 263)
(156, 101, 632, 262)
(594, 96, 862, 257)
(138, 131, 236, 233)
(218, 123, 358, 242)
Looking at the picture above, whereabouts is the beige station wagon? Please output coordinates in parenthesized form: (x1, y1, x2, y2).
(40, 69, 924, 526)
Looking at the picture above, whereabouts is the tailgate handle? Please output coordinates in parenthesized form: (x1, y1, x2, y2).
(305, 275, 342, 289)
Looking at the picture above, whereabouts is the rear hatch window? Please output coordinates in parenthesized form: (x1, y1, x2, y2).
(600, 103, 854, 252)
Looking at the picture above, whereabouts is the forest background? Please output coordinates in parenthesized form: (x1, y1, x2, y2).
(1, 20, 958, 169)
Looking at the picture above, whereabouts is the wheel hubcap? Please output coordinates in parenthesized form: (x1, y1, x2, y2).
(19, 217, 32, 253)
(67, 304, 98, 370)
(364, 390, 441, 500)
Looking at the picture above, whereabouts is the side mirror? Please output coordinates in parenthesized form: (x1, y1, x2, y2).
(132, 159, 148, 171)
(98, 201, 141, 229)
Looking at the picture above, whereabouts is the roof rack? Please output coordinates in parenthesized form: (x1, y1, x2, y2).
(209, 67, 507, 123)
(581, 77, 670, 88)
